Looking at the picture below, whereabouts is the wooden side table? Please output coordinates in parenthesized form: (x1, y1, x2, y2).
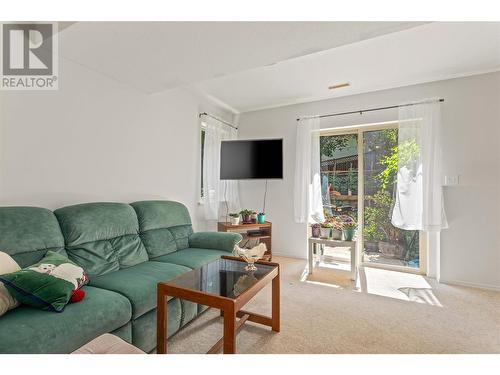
(308, 237, 357, 280)
(218, 221, 272, 261)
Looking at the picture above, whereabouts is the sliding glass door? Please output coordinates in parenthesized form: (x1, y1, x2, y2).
(320, 125, 425, 273)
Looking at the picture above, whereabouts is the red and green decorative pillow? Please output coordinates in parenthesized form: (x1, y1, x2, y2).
(0, 251, 88, 312)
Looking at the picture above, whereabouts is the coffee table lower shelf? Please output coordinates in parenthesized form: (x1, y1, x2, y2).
(156, 256, 280, 354)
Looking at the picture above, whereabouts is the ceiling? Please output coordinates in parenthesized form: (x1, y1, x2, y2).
(59, 22, 500, 113)
(58, 22, 424, 92)
(197, 22, 500, 112)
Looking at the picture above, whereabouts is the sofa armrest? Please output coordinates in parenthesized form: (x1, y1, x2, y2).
(188, 232, 242, 253)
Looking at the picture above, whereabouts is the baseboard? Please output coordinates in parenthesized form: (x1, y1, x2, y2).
(440, 278, 500, 292)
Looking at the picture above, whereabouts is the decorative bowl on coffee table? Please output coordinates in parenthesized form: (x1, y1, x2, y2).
(234, 243, 267, 271)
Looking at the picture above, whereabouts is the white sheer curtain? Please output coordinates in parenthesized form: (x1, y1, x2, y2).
(294, 117, 324, 223)
(202, 116, 240, 221)
(391, 99, 448, 231)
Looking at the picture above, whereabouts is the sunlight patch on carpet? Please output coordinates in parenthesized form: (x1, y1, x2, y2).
(357, 266, 442, 306)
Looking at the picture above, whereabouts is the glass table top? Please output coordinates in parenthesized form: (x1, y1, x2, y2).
(166, 258, 276, 299)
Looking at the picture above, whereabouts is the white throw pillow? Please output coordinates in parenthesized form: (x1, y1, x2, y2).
(0, 251, 21, 316)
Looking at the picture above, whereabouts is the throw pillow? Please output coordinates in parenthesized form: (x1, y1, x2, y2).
(0, 251, 21, 316)
(0, 251, 88, 312)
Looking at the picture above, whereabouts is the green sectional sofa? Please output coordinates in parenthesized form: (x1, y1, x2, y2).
(0, 200, 242, 353)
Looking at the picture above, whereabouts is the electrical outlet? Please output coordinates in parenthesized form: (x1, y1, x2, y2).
(444, 175, 460, 186)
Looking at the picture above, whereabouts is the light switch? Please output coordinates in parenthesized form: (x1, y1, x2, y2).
(444, 175, 460, 186)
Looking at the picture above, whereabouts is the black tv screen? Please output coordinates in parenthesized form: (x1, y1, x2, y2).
(220, 139, 283, 180)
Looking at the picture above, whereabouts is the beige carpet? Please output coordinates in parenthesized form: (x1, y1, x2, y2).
(167, 256, 500, 354)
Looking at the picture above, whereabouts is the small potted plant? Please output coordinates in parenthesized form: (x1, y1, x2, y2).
(257, 212, 266, 224)
(250, 211, 258, 223)
(311, 223, 321, 238)
(320, 221, 333, 239)
(330, 217, 342, 240)
(341, 217, 357, 241)
(239, 209, 253, 224)
(229, 213, 240, 225)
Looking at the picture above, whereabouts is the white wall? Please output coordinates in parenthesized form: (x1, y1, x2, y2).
(0, 57, 234, 231)
(238, 72, 500, 290)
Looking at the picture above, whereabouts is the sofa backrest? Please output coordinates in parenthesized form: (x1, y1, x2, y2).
(0, 207, 66, 268)
(54, 202, 149, 277)
(131, 200, 193, 259)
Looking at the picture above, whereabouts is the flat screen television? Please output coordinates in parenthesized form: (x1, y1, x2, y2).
(220, 139, 283, 180)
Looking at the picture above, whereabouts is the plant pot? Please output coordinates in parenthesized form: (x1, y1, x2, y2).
(342, 228, 356, 241)
(332, 228, 342, 240)
(320, 227, 331, 239)
(250, 213, 258, 223)
(378, 241, 405, 258)
(364, 241, 379, 253)
(241, 214, 251, 224)
(311, 224, 321, 238)
(257, 214, 266, 224)
(230, 216, 240, 225)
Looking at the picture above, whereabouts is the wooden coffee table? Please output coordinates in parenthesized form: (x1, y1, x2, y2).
(156, 255, 280, 354)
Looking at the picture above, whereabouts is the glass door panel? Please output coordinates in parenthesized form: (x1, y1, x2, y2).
(362, 129, 420, 269)
(320, 133, 359, 220)
(318, 133, 359, 268)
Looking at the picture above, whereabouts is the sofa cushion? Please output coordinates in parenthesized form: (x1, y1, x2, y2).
(0, 206, 66, 268)
(0, 285, 132, 354)
(131, 298, 184, 353)
(89, 261, 190, 319)
(54, 203, 149, 277)
(131, 201, 193, 258)
(132, 298, 198, 353)
(153, 248, 229, 269)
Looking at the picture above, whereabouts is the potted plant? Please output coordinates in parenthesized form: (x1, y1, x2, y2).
(320, 222, 333, 239)
(331, 217, 343, 240)
(311, 223, 321, 238)
(229, 213, 240, 225)
(341, 218, 357, 241)
(378, 226, 406, 258)
(257, 212, 266, 224)
(239, 209, 253, 224)
(365, 191, 405, 258)
(250, 211, 258, 223)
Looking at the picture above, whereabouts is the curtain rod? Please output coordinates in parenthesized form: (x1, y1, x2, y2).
(296, 98, 444, 121)
(199, 112, 238, 130)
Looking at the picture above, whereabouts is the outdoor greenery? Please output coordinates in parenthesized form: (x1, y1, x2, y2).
(378, 136, 420, 190)
(366, 129, 420, 262)
(321, 134, 359, 197)
(364, 191, 390, 242)
(320, 134, 351, 157)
